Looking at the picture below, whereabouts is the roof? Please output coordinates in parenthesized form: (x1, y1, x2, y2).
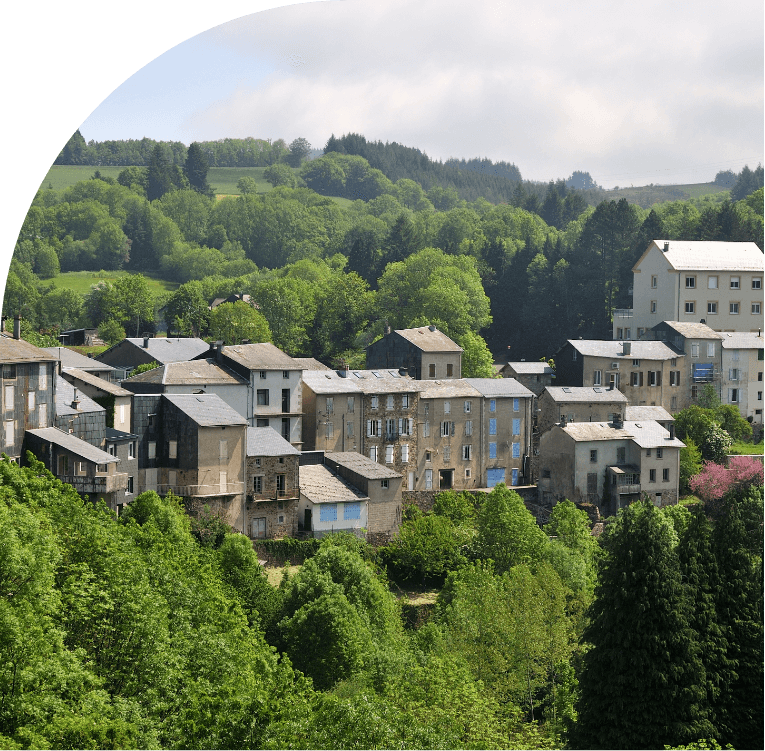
(464, 378, 535, 398)
(720, 332, 765, 350)
(220, 342, 300, 370)
(105, 427, 139, 441)
(61, 368, 132, 397)
(0, 335, 59, 364)
(635, 240, 763, 272)
(562, 422, 634, 442)
(325, 452, 400, 479)
(291, 357, 332, 371)
(247, 427, 299, 457)
(99, 337, 210, 365)
(302, 370, 363, 395)
(299, 463, 369, 504)
(303, 369, 418, 395)
(162, 394, 248, 427)
(544, 386, 628, 403)
(625, 405, 674, 422)
(655, 322, 724, 340)
(392, 326, 463, 352)
(418, 379, 482, 399)
(123, 359, 247, 386)
(55, 375, 105, 416)
(504, 361, 554, 375)
(43, 347, 116, 370)
(26, 427, 119, 463)
(566, 339, 681, 361)
(562, 420, 685, 448)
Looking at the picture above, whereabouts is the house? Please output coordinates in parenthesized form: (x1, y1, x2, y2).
(537, 386, 629, 435)
(59, 367, 133, 434)
(298, 461, 371, 538)
(537, 416, 685, 515)
(53, 375, 107, 447)
(96, 336, 210, 376)
(199, 342, 303, 447)
(246, 426, 300, 539)
(57, 328, 101, 347)
(719, 331, 764, 423)
(499, 361, 554, 395)
(555, 339, 684, 414)
(122, 359, 249, 420)
(616, 240, 763, 339)
(44, 346, 116, 381)
(464, 378, 535, 488)
(209, 292, 258, 310)
(104, 427, 139, 509)
(324, 451, 403, 543)
(642, 321, 724, 410)
(131, 393, 248, 531)
(366, 325, 463, 380)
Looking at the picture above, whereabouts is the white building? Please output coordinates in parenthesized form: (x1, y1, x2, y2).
(720, 331, 764, 423)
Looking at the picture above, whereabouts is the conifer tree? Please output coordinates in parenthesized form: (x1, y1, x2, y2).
(184, 142, 212, 196)
(573, 500, 713, 749)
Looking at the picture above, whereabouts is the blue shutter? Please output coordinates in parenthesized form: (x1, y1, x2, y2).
(319, 504, 338, 522)
(512, 442, 520, 458)
(344, 503, 361, 520)
(512, 469, 519, 486)
(487, 468, 505, 487)
(489, 442, 497, 459)
(489, 418, 497, 435)
(512, 418, 521, 435)
(513, 398, 519, 412)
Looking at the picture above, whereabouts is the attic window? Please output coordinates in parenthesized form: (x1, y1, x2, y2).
(562, 387, 571, 393)
(372, 371, 382, 378)
(593, 387, 602, 393)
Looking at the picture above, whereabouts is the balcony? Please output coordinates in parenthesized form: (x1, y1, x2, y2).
(613, 309, 633, 319)
(158, 481, 245, 497)
(248, 490, 298, 503)
(61, 472, 129, 494)
(616, 483, 641, 495)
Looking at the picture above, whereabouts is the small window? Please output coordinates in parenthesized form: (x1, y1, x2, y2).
(325, 421, 334, 438)
(2, 364, 17, 380)
(730, 276, 740, 289)
(708, 275, 718, 289)
(685, 276, 696, 288)
(730, 302, 739, 315)
(347, 396, 355, 413)
(401, 394, 409, 408)
(444, 401, 451, 415)
(651, 275, 657, 288)
(257, 389, 269, 405)
(386, 394, 394, 410)
(753, 302, 761, 315)
(708, 302, 717, 314)
(691, 343, 699, 357)
(753, 278, 762, 290)
(489, 442, 497, 459)
(464, 400, 471, 413)
(489, 399, 496, 413)
(148, 442, 156, 459)
(381, 479, 389, 489)
(127, 476, 134, 494)
(326, 397, 334, 415)
(465, 468, 471, 478)
(254, 457, 261, 467)
(96, 463, 107, 473)
(168, 440, 177, 459)
(649, 469, 656, 482)
(663, 468, 669, 482)
(260, 370, 267, 379)
(283, 370, 290, 379)
(685, 301, 695, 314)
(656, 448, 663, 459)
(428, 364, 436, 378)
(650, 300, 657, 313)
(633, 359, 641, 367)
(27, 391, 35, 411)
(446, 363, 454, 377)
(128, 441, 136, 459)
(401, 444, 409, 463)
(369, 446, 378, 462)
(512, 442, 520, 458)
(513, 398, 520, 412)
(256, 418, 269, 427)
(425, 451, 432, 462)
(462, 445, 471, 460)
(590, 449, 597, 463)
(593, 370, 602, 386)
(465, 420, 473, 436)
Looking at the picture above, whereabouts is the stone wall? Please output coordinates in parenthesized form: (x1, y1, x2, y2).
(246, 497, 299, 538)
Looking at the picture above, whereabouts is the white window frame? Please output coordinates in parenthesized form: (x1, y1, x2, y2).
(685, 276, 696, 288)
(168, 440, 177, 459)
(753, 302, 761, 315)
(593, 370, 602, 386)
(462, 445, 471, 461)
(730, 302, 739, 315)
(707, 301, 717, 314)
(708, 275, 718, 289)
(685, 301, 695, 314)
(730, 276, 740, 289)
(385, 445, 394, 464)
(753, 277, 762, 290)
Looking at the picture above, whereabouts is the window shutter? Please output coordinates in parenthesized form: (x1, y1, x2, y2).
(657, 371, 662, 386)
(398, 418, 403, 435)
(367, 419, 372, 436)
(450, 422, 455, 436)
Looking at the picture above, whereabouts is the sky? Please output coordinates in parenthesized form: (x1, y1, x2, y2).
(2, 0, 763, 294)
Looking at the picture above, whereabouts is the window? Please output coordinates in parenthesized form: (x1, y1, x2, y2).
(489, 399, 496, 412)
(685, 276, 696, 288)
(320, 504, 337, 523)
(256, 418, 269, 427)
(371, 395, 378, 409)
(108, 444, 117, 457)
(758, 392, 762, 401)
(647, 448, 652, 456)
(367, 419, 380, 437)
(593, 370, 602, 385)
(691, 343, 699, 357)
(444, 401, 451, 414)
(462, 445, 471, 460)
(386, 418, 396, 437)
(649, 370, 662, 386)
(386, 394, 394, 410)
(425, 469, 433, 489)
(651, 275, 657, 288)
(512, 442, 520, 458)
(730, 302, 740, 315)
(753, 302, 761, 315)
(369, 446, 378, 462)
(572, 349, 577, 361)
(423, 421, 430, 437)
(663, 468, 670, 482)
(425, 451, 432, 462)
(706, 342, 715, 357)
(428, 364, 436, 378)
(708, 302, 718, 314)
(276, 474, 286, 496)
(624, 328, 631, 339)
(325, 421, 334, 438)
(590, 449, 597, 463)
(4, 384, 14, 412)
(253, 476, 264, 495)
(465, 420, 473, 436)
(257, 389, 269, 405)
(708, 275, 718, 289)
(443, 446, 451, 463)
(27, 391, 35, 411)
(685, 301, 695, 314)
(617, 447, 626, 464)
(399, 418, 412, 435)
(753, 278, 762, 290)
(651, 300, 657, 313)
(489, 442, 497, 458)
(401, 394, 409, 408)
(347, 396, 355, 413)
(513, 398, 520, 412)
(2, 364, 16, 379)
(441, 421, 452, 437)
(128, 441, 135, 459)
(385, 445, 394, 463)
(401, 444, 409, 463)
(638, 328, 645, 337)
(489, 418, 497, 435)
(513, 418, 521, 435)
(465, 468, 471, 478)
(631, 371, 643, 386)
(729, 368, 739, 381)
(649, 468, 656, 482)
(730, 276, 740, 289)
(656, 448, 663, 459)
(670, 370, 681, 386)
(446, 363, 454, 377)
(729, 388, 739, 403)
(127, 476, 134, 494)
(148, 442, 156, 459)
(344, 502, 361, 520)
(587, 473, 597, 494)
(671, 358, 677, 367)
(259, 370, 267, 379)
(464, 400, 471, 413)
(325, 396, 333, 415)
(168, 440, 177, 459)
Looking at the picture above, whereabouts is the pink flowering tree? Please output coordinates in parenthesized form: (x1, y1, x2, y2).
(690, 457, 764, 502)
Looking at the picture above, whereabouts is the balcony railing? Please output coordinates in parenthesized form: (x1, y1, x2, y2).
(613, 309, 633, 319)
(61, 472, 129, 494)
(616, 483, 641, 495)
(156, 481, 245, 497)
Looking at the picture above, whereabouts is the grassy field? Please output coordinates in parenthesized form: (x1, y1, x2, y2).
(729, 439, 765, 455)
(51, 270, 178, 296)
(38, 165, 125, 192)
(607, 182, 729, 208)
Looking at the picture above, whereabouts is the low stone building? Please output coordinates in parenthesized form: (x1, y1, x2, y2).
(59, 367, 133, 434)
(366, 325, 463, 380)
(245, 426, 300, 539)
(537, 386, 629, 435)
(499, 361, 554, 395)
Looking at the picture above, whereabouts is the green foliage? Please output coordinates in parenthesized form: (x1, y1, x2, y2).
(680, 438, 703, 493)
(458, 330, 496, 377)
(236, 175, 258, 194)
(432, 489, 478, 525)
(674, 405, 733, 463)
(208, 300, 272, 345)
(254, 536, 322, 565)
(130, 360, 160, 376)
(98, 318, 126, 346)
(263, 163, 298, 188)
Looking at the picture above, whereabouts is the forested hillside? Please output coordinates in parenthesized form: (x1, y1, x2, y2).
(6, 136, 763, 364)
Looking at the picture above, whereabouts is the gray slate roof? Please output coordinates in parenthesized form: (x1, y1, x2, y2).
(117, 337, 210, 364)
(644, 240, 763, 272)
(105, 427, 139, 441)
(464, 377, 535, 398)
(567, 339, 681, 360)
(303, 369, 417, 395)
(505, 361, 554, 375)
(123, 359, 247, 386)
(302, 370, 364, 395)
(163, 394, 248, 427)
(544, 386, 628, 403)
(55, 375, 105, 416)
(247, 427, 299, 457)
(61, 368, 132, 397)
(325, 452, 400, 479)
(221, 342, 299, 370)
(625, 405, 674, 422)
(292, 357, 332, 371)
(26, 427, 118, 463)
(656, 322, 723, 340)
(394, 326, 462, 352)
(418, 379, 482, 399)
(43, 347, 116, 371)
(1, 335, 59, 363)
(720, 332, 765, 350)
(299, 464, 369, 504)
(563, 420, 684, 448)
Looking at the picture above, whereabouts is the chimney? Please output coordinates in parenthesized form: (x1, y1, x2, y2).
(214, 340, 224, 362)
(622, 342, 631, 356)
(338, 369, 347, 378)
(668, 423, 676, 440)
(700, 319, 706, 325)
(143, 337, 150, 348)
(71, 388, 80, 410)
(384, 320, 391, 336)
(13, 315, 21, 340)
(428, 324, 436, 332)
(663, 241, 670, 252)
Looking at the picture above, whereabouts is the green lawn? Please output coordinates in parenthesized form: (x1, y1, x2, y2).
(51, 270, 178, 296)
(729, 439, 765, 455)
(38, 165, 125, 192)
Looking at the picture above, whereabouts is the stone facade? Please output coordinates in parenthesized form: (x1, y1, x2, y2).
(246, 453, 300, 539)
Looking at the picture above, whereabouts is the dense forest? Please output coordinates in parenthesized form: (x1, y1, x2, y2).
(7, 134, 763, 364)
(1, 450, 761, 749)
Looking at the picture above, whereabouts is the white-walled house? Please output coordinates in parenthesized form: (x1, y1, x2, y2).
(720, 331, 764, 423)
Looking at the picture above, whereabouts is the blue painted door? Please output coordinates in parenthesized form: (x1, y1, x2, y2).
(487, 468, 506, 487)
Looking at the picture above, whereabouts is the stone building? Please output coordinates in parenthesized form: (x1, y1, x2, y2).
(96, 336, 210, 376)
(499, 361, 554, 395)
(246, 426, 300, 539)
(366, 325, 463, 380)
(60, 367, 133, 434)
(537, 386, 629, 436)
(719, 331, 764, 424)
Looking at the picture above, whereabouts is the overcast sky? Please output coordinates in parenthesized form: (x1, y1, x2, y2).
(2, 0, 763, 292)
